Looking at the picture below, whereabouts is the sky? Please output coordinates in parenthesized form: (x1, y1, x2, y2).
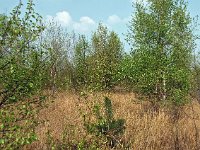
(0, 0, 200, 51)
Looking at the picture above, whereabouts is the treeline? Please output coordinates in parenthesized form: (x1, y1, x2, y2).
(0, 2, 124, 106)
(1, 0, 200, 107)
(40, 21, 124, 92)
(0, 0, 200, 149)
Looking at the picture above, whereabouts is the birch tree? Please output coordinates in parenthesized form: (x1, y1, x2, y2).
(127, 0, 195, 105)
(91, 23, 123, 90)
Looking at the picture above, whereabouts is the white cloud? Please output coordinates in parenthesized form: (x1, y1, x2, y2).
(107, 15, 122, 24)
(73, 16, 96, 33)
(80, 16, 95, 25)
(47, 12, 131, 34)
(107, 15, 130, 25)
(56, 11, 72, 26)
(46, 11, 72, 27)
(46, 11, 96, 34)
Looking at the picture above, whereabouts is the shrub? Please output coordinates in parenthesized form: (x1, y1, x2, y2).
(84, 97, 125, 148)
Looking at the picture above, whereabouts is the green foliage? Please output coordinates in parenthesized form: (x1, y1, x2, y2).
(71, 23, 123, 91)
(41, 21, 75, 92)
(0, 100, 41, 149)
(74, 35, 90, 89)
(0, 0, 45, 105)
(0, 0, 46, 149)
(126, 0, 195, 105)
(117, 54, 137, 88)
(89, 23, 123, 90)
(84, 97, 125, 148)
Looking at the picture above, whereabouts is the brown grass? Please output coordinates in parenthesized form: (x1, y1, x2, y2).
(25, 91, 200, 150)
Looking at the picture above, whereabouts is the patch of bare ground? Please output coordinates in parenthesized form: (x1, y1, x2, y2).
(25, 91, 200, 150)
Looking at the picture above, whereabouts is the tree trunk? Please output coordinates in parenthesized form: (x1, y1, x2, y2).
(162, 71, 166, 101)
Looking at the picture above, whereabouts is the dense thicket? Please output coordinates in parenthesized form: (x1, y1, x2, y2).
(0, 0, 45, 106)
(0, 1, 45, 148)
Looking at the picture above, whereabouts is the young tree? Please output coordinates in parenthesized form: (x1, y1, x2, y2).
(0, 0, 45, 106)
(0, 1, 46, 149)
(107, 31, 123, 86)
(91, 23, 123, 90)
(41, 21, 75, 92)
(74, 35, 90, 88)
(127, 0, 196, 104)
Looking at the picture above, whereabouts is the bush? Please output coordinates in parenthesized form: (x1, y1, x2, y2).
(84, 97, 125, 148)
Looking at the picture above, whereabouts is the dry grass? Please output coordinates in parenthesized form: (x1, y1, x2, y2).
(25, 91, 200, 150)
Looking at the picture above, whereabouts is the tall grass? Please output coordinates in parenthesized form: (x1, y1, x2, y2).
(25, 92, 200, 150)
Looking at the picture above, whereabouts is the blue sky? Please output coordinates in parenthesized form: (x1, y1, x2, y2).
(0, 0, 200, 51)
